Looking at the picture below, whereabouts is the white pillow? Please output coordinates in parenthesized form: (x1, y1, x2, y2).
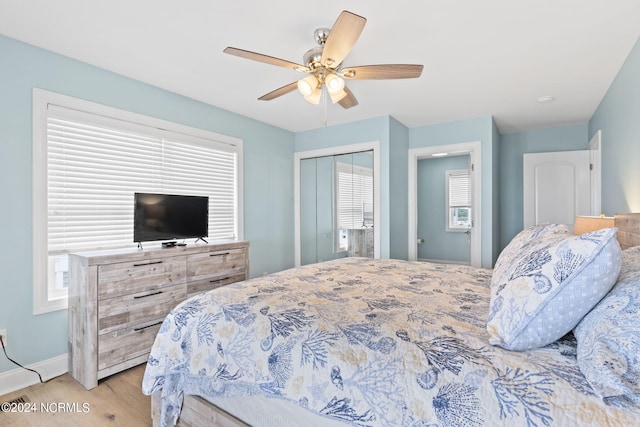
(487, 227, 621, 351)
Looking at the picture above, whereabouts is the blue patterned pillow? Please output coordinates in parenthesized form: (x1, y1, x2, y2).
(487, 227, 621, 351)
(574, 246, 640, 401)
(493, 224, 570, 274)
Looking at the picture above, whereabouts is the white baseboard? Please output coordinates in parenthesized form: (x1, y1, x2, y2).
(418, 258, 470, 265)
(0, 353, 68, 396)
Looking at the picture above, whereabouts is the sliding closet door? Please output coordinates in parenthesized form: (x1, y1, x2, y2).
(299, 150, 374, 265)
(300, 156, 338, 264)
(300, 158, 319, 265)
(335, 151, 374, 259)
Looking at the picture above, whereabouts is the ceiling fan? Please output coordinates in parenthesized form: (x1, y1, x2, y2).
(223, 10, 424, 109)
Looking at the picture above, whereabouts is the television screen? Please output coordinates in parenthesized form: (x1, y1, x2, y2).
(134, 193, 208, 243)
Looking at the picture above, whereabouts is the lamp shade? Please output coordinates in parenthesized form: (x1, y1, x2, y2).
(297, 75, 319, 97)
(329, 88, 347, 104)
(325, 73, 345, 94)
(573, 215, 614, 235)
(303, 86, 322, 105)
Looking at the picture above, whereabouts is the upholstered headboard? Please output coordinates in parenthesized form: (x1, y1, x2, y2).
(614, 213, 640, 250)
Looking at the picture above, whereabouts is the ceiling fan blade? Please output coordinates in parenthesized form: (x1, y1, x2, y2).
(342, 64, 424, 80)
(258, 82, 299, 101)
(224, 47, 310, 72)
(321, 10, 366, 68)
(338, 86, 358, 109)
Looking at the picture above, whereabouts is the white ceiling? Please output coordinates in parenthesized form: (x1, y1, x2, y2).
(1, 0, 639, 133)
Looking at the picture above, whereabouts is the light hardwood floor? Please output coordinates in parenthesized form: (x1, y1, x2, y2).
(0, 364, 151, 427)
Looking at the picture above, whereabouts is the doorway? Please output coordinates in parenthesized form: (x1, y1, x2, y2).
(417, 154, 471, 264)
(408, 141, 481, 267)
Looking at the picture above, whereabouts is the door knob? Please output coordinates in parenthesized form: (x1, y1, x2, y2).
(417, 238, 425, 244)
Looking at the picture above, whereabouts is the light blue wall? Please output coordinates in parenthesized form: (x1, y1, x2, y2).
(0, 35, 294, 374)
(589, 36, 640, 215)
(409, 116, 497, 268)
(297, 115, 499, 267)
(417, 155, 470, 262)
(389, 117, 410, 260)
(499, 123, 589, 249)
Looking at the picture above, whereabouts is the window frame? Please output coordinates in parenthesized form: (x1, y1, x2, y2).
(32, 88, 243, 314)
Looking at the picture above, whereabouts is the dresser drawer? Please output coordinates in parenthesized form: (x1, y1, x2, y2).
(186, 248, 246, 281)
(98, 320, 163, 371)
(98, 283, 185, 335)
(97, 256, 186, 299)
(186, 272, 246, 298)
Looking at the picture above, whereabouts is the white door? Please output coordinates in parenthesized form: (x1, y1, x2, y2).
(523, 150, 591, 229)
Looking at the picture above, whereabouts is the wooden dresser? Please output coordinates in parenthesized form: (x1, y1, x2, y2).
(68, 240, 249, 389)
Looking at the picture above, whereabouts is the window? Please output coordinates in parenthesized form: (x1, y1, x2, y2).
(33, 89, 243, 314)
(335, 158, 374, 252)
(446, 169, 472, 231)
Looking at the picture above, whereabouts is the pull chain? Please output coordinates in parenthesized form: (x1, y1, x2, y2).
(323, 85, 328, 127)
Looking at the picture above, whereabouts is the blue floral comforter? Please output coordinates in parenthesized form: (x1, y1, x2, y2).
(142, 257, 639, 426)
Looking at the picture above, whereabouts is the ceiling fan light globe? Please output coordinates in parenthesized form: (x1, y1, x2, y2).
(329, 88, 348, 104)
(297, 75, 318, 97)
(325, 73, 345, 94)
(304, 91, 322, 105)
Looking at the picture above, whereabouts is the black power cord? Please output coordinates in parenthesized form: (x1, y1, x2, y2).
(0, 336, 46, 383)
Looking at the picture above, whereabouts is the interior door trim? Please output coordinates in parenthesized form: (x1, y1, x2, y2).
(294, 141, 381, 267)
(408, 141, 482, 268)
(588, 130, 602, 216)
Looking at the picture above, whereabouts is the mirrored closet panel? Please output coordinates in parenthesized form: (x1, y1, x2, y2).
(300, 150, 374, 265)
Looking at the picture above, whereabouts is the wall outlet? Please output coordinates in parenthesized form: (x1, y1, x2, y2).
(0, 329, 6, 347)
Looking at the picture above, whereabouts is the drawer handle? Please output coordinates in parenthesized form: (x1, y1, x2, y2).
(133, 260, 163, 267)
(134, 321, 163, 332)
(210, 252, 230, 257)
(209, 276, 231, 284)
(133, 291, 163, 299)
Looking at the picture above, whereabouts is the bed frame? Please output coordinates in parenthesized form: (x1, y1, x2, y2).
(614, 213, 640, 249)
(151, 213, 640, 427)
(152, 392, 249, 427)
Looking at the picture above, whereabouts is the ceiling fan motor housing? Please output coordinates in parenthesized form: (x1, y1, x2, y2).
(303, 46, 324, 70)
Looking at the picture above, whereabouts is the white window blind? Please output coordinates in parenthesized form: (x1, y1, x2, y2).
(449, 172, 471, 208)
(47, 105, 238, 255)
(336, 162, 374, 230)
(446, 169, 472, 231)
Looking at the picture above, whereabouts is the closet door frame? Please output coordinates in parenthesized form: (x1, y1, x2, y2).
(294, 141, 381, 267)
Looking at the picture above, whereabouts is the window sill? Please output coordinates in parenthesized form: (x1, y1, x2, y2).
(33, 294, 68, 315)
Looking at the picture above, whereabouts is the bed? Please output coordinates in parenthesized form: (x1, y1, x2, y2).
(142, 214, 640, 427)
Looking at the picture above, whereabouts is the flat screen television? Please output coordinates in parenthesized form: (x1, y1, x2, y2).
(134, 193, 208, 243)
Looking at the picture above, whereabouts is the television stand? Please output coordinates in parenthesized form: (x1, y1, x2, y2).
(195, 237, 208, 244)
